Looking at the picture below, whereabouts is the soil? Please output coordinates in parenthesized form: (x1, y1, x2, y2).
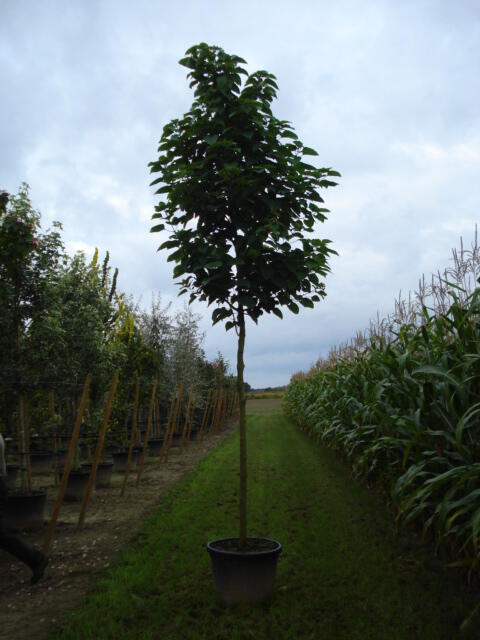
(0, 423, 236, 640)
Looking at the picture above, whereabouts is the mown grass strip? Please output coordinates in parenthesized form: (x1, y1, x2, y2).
(50, 412, 478, 640)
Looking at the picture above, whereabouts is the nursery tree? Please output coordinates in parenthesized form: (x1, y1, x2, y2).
(149, 43, 339, 547)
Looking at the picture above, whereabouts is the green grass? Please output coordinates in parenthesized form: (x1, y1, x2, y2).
(50, 413, 478, 640)
(246, 396, 283, 413)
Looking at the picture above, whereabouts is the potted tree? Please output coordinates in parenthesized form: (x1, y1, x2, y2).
(149, 43, 339, 604)
(0, 187, 54, 530)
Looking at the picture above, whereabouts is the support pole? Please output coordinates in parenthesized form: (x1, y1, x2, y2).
(185, 389, 198, 448)
(77, 372, 118, 529)
(49, 389, 59, 486)
(120, 377, 140, 497)
(136, 379, 158, 485)
(180, 386, 194, 453)
(21, 394, 32, 491)
(43, 373, 92, 553)
(198, 389, 212, 442)
(159, 383, 178, 461)
(162, 381, 183, 463)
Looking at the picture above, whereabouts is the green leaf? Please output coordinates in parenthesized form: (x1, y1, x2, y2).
(205, 134, 219, 145)
(272, 308, 283, 319)
(302, 147, 319, 156)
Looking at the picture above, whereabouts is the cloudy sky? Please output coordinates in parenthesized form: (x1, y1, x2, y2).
(1, 1, 479, 388)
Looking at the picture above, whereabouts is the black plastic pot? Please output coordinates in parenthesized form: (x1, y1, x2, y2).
(64, 469, 90, 501)
(81, 461, 114, 488)
(206, 537, 282, 605)
(79, 443, 89, 459)
(189, 428, 200, 441)
(29, 451, 53, 473)
(56, 448, 68, 466)
(112, 450, 137, 473)
(103, 444, 116, 457)
(171, 432, 182, 446)
(4, 489, 47, 531)
(148, 438, 164, 456)
(5, 463, 20, 491)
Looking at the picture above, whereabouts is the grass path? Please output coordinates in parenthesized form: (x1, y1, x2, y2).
(50, 407, 478, 639)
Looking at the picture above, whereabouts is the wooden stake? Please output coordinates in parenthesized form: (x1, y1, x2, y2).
(155, 399, 160, 438)
(180, 386, 195, 453)
(198, 389, 212, 441)
(136, 379, 158, 485)
(159, 383, 178, 460)
(49, 390, 59, 486)
(120, 377, 140, 497)
(211, 388, 221, 433)
(43, 373, 92, 553)
(163, 381, 183, 463)
(21, 394, 32, 492)
(77, 372, 118, 529)
(207, 388, 218, 433)
(185, 389, 198, 448)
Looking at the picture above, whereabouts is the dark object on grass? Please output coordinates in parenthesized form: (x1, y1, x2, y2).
(207, 537, 282, 605)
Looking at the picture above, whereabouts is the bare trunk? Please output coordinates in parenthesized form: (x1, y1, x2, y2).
(236, 309, 247, 549)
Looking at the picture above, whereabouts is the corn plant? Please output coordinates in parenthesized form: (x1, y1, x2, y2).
(284, 231, 480, 577)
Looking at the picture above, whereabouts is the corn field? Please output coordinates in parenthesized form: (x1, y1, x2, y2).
(284, 229, 480, 578)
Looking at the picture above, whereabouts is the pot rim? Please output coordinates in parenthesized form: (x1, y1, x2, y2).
(7, 488, 48, 497)
(207, 537, 282, 557)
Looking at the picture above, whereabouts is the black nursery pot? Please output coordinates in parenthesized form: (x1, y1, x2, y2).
(148, 438, 164, 457)
(206, 537, 282, 605)
(5, 463, 20, 491)
(29, 451, 53, 473)
(81, 461, 114, 488)
(171, 432, 182, 447)
(5, 489, 47, 531)
(56, 448, 69, 466)
(189, 428, 200, 441)
(112, 450, 137, 472)
(64, 469, 90, 502)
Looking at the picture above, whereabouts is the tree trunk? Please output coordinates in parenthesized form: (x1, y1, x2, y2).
(236, 309, 247, 549)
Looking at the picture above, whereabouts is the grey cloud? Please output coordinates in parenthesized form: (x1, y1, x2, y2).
(2, 0, 480, 388)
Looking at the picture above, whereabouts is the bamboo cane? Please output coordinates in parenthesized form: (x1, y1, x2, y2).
(163, 380, 183, 463)
(159, 383, 178, 460)
(77, 372, 119, 529)
(227, 389, 234, 417)
(211, 387, 222, 433)
(180, 386, 194, 453)
(205, 388, 218, 437)
(136, 378, 158, 485)
(155, 399, 160, 438)
(49, 389, 59, 486)
(43, 373, 92, 553)
(120, 377, 140, 497)
(185, 389, 198, 448)
(198, 389, 212, 441)
(207, 389, 219, 433)
(159, 382, 178, 460)
(21, 394, 32, 491)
